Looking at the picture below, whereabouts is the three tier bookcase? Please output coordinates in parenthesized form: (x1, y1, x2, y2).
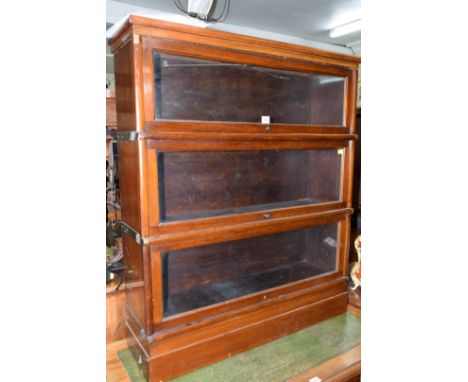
(109, 15, 360, 381)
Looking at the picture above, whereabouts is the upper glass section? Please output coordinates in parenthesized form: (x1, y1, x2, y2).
(158, 149, 342, 222)
(154, 52, 346, 126)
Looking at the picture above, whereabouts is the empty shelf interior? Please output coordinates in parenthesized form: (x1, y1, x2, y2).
(164, 261, 327, 317)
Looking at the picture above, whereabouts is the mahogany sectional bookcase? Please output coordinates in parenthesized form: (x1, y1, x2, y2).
(109, 15, 360, 382)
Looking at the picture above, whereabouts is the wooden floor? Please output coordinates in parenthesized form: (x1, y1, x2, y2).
(107, 304, 360, 382)
(107, 339, 131, 382)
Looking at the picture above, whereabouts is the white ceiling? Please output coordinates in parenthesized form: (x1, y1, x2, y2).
(108, 0, 360, 47)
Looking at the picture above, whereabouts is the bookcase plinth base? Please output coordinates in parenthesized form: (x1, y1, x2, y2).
(128, 285, 348, 382)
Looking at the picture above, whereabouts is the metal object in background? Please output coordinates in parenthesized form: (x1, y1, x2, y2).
(173, 0, 230, 23)
(106, 138, 120, 221)
(111, 130, 139, 142)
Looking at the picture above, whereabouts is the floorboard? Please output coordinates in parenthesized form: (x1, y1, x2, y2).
(107, 340, 131, 382)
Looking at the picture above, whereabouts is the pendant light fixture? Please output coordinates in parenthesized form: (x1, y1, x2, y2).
(173, 0, 230, 23)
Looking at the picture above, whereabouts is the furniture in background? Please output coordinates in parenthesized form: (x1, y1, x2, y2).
(348, 108, 361, 309)
(350, 236, 361, 290)
(106, 281, 126, 343)
(109, 15, 360, 381)
(351, 107, 361, 238)
(107, 96, 126, 343)
(106, 96, 121, 222)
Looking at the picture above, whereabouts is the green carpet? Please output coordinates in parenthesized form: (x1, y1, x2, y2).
(118, 312, 361, 382)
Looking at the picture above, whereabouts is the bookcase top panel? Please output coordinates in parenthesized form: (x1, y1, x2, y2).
(108, 15, 360, 69)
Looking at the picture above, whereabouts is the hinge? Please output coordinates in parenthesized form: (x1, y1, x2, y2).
(119, 221, 142, 244)
(111, 131, 139, 142)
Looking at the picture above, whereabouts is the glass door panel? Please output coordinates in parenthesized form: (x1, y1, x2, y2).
(158, 149, 342, 222)
(154, 52, 346, 126)
(161, 223, 338, 317)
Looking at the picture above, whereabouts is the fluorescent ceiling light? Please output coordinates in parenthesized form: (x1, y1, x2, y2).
(329, 19, 361, 38)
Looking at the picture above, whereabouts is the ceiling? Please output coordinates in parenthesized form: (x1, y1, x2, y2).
(108, 0, 361, 47)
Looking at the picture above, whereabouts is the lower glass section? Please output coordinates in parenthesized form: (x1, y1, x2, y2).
(162, 223, 338, 317)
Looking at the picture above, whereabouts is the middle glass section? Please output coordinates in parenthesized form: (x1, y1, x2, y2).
(158, 149, 342, 222)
